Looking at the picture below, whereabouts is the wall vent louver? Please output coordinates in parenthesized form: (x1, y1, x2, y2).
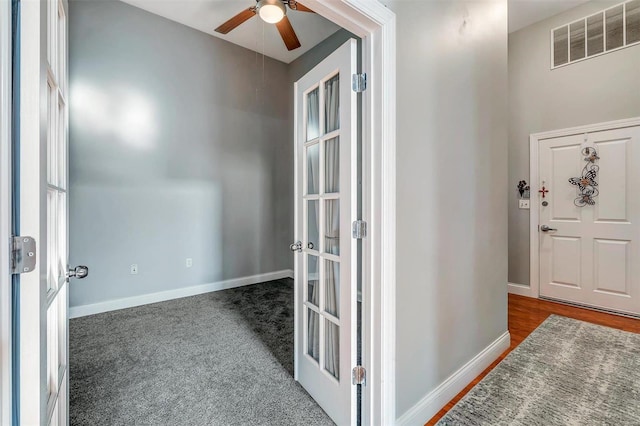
(552, 0, 640, 68)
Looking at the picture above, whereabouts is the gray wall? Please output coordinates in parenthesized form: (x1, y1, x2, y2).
(288, 29, 355, 82)
(69, 0, 510, 420)
(508, 1, 640, 286)
(69, 0, 293, 307)
(383, 0, 509, 418)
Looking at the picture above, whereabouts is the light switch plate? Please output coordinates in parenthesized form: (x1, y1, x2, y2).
(519, 199, 530, 209)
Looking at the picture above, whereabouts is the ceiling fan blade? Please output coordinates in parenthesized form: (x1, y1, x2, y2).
(214, 7, 256, 34)
(288, 1, 315, 13)
(276, 15, 302, 50)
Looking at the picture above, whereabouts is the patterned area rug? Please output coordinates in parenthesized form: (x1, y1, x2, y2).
(437, 315, 640, 425)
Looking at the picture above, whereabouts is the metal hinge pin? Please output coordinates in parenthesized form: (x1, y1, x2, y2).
(352, 220, 367, 239)
(352, 365, 366, 385)
(352, 73, 367, 93)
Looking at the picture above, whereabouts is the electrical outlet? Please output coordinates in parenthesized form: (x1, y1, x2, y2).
(186, 258, 193, 268)
(130, 264, 138, 275)
(519, 199, 530, 209)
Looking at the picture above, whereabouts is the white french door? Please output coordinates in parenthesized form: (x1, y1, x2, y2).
(294, 39, 358, 425)
(538, 126, 640, 315)
(19, 0, 70, 424)
(0, 0, 13, 423)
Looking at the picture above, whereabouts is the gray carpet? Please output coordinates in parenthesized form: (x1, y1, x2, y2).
(70, 279, 334, 426)
(437, 315, 640, 425)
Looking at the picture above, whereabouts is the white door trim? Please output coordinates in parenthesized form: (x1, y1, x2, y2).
(529, 117, 640, 300)
(507, 282, 535, 298)
(0, 0, 13, 422)
(299, 1, 396, 424)
(19, 0, 49, 423)
(16, 0, 396, 423)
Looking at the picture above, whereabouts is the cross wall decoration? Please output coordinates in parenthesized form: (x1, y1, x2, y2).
(568, 147, 599, 207)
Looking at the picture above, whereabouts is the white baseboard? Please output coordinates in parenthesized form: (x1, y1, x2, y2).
(69, 269, 294, 319)
(396, 331, 511, 426)
(508, 282, 535, 298)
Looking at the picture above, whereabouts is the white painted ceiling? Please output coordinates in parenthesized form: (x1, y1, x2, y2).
(120, 0, 341, 63)
(508, 0, 590, 33)
(122, 0, 591, 60)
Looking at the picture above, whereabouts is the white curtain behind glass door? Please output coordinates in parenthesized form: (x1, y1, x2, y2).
(324, 75, 340, 379)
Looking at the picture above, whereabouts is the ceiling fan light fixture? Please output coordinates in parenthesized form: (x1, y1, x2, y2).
(257, 0, 286, 24)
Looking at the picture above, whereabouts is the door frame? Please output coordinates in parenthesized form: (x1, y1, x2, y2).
(14, 0, 397, 424)
(527, 117, 640, 301)
(294, 1, 396, 424)
(0, 0, 13, 422)
(17, 0, 50, 423)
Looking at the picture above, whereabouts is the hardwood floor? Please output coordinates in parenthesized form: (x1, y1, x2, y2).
(426, 294, 640, 425)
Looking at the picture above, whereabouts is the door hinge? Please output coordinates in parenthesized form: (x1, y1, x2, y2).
(352, 366, 366, 385)
(11, 236, 36, 274)
(352, 73, 367, 93)
(352, 220, 367, 239)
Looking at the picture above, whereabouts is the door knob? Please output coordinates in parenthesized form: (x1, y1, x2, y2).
(67, 265, 89, 279)
(290, 241, 302, 252)
(540, 225, 557, 232)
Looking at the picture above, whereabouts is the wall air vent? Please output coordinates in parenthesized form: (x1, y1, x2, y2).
(551, 0, 640, 68)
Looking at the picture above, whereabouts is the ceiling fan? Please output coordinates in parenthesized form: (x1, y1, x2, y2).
(214, 0, 315, 51)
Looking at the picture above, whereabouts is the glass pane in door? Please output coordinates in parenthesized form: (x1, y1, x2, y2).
(324, 319, 340, 380)
(324, 75, 340, 133)
(47, 302, 59, 398)
(307, 143, 319, 195)
(325, 137, 340, 193)
(307, 200, 319, 250)
(57, 97, 67, 188)
(307, 88, 320, 141)
(57, 288, 67, 374)
(57, 192, 67, 287)
(324, 260, 340, 318)
(47, 189, 57, 293)
(324, 199, 340, 255)
(307, 309, 320, 362)
(307, 255, 319, 306)
(47, 83, 57, 185)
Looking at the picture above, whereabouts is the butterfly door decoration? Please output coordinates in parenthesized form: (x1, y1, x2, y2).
(568, 147, 599, 207)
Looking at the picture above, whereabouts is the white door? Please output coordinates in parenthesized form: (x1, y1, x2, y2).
(293, 39, 357, 425)
(0, 0, 13, 423)
(539, 126, 640, 315)
(19, 0, 74, 424)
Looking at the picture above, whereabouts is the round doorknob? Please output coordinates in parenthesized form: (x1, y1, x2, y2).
(67, 265, 89, 279)
(290, 241, 302, 252)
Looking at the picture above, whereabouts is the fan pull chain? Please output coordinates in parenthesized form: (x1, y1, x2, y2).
(262, 19, 266, 100)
